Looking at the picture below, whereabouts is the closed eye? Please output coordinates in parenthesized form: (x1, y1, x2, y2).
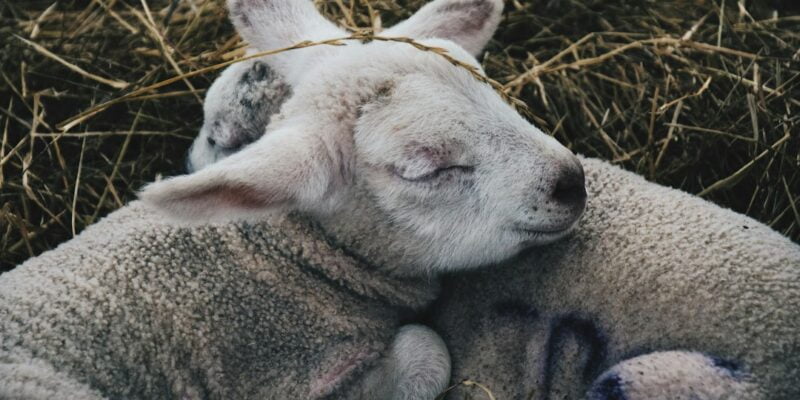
(397, 165, 475, 182)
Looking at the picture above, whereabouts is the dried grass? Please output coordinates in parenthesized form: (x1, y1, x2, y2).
(1, 0, 798, 272)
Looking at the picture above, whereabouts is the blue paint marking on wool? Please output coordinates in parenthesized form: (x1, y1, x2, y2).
(587, 373, 627, 400)
(541, 313, 608, 400)
(709, 354, 744, 380)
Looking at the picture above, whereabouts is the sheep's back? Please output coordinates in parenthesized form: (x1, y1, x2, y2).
(435, 157, 800, 400)
(0, 202, 399, 399)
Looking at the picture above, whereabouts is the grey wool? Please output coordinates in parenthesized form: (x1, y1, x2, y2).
(433, 157, 800, 400)
(0, 206, 437, 399)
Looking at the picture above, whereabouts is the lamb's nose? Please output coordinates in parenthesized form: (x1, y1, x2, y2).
(551, 162, 586, 207)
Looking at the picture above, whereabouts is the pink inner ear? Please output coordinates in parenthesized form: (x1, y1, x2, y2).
(178, 182, 286, 210)
(435, 0, 495, 35)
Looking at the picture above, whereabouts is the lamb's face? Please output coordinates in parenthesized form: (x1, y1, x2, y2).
(186, 59, 290, 173)
(367, 81, 582, 231)
(331, 44, 585, 271)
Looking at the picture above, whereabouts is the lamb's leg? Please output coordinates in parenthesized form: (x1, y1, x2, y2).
(586, 351, 763, 400)
(359, 324, 451, 400)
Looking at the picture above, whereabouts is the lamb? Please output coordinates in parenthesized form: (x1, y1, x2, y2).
(0, 0, 589, 399)
(186, 3, 800, 399)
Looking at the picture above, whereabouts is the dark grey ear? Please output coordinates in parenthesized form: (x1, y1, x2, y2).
(231, 61, 292, 147)
(239, 61, 274, 85)
(383, 0, 504, 56)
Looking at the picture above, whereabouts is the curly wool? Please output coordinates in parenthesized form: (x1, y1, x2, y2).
(0, 205, 438, 399)
(434, 157, 800, 400)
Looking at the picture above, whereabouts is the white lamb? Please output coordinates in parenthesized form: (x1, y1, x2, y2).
(0, 0, 587, 399)
(187, 1, 800, 399)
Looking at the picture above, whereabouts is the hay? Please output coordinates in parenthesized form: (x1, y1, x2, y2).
(1, 0, 798, 272)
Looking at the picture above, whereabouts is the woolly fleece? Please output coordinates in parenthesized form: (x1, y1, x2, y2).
(3, 157, 798, 399)
(0, 206, 438, 399)
(433, 157, 800, 400)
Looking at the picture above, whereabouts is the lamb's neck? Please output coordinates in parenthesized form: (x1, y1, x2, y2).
(312, 187, 447, 278)
(256, 212, 440, 311)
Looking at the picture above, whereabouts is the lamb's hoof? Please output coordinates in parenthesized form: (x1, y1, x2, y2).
(586, 351, 762, 400)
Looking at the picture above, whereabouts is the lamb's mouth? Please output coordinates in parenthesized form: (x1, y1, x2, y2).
(513, 223, 575, 242)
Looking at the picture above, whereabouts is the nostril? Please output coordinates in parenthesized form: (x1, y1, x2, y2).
(207, 137, 216, 147)
(552, 164, 587, 206)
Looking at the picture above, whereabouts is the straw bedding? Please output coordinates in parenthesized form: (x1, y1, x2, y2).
(1, 0, 798, 272)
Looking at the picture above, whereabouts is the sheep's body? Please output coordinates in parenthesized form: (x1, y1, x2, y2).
(0, 202, 439, 399)
(433, 157, 800, 400)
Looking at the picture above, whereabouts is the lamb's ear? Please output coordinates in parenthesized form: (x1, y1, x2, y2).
(140, 127, 338, 223)
(227, 0, 346, 83)
(384, 0, 504, 56)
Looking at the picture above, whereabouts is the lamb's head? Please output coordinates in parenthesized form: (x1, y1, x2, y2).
(186, 58, 290, 173)
(141, 0, 586, 276)
(186, 0, 507, 173)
